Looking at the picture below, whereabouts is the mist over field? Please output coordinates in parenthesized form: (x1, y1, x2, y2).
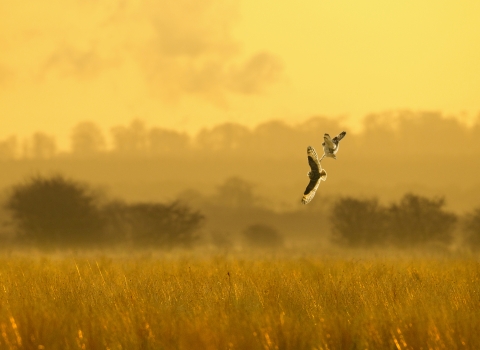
(0, 111, 479, 254)
(2, 0, 480, 254)
(3, 111, 480, 208)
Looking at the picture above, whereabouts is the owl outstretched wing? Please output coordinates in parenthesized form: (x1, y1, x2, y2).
(302, 146, 327, 204)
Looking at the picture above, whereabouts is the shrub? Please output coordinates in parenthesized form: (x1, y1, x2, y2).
(102, 201, 205, 248)
(329, 194, 458, 248)
(5, 175, 105, 247)
(329, 197, 388, 247)
(387, 193, 457, 247)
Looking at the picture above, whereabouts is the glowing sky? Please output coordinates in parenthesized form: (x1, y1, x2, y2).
(1, 0, 479, 149)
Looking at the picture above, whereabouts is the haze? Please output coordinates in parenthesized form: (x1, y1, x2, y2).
(1, 0, 480, 149)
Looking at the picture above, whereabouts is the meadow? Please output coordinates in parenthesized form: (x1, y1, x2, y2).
(0, 253, 479, 349)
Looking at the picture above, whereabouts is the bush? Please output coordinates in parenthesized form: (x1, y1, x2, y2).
(330, 193, 458, 248)
(242, 224, 284, 248)
(2, 175, 206, 250)
(102, 200, 205, 248)
(5, 175, 105, 247)
(330, 197, 388, 247)
(388, 193, 457, 247)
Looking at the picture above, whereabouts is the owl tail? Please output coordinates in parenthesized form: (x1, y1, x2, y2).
(320, 169, 327, 181)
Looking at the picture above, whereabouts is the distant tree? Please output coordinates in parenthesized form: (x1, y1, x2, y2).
(251, 120, 299, 157)
(149, 128, 190, 155)
(31, 132, 57, 159)
(462, 207, 480, 249)
(70, 121, 106, 156)
(111, 119, 148, 155)
(242, 224, 284, 248)
(0, 136, 18, 160)
(296, 116, 344, 141)
(361, 112, 399, 156)
(330, 197, 388, 247)
(215, 177, 257, 208)
(396, 111, 467, 156)
(330, 193, 458, 248)
(102, 201, 204, 248)
(195, 123, 250, 152)
(176, 189, 205, 208)
(359, 111, 471, 157)
(5, 175, 105, 247)
(469, 115, 480, 154)
(387, 193, 457, 247)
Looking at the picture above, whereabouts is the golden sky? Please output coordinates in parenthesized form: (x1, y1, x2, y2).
(1, 0, 479, 149)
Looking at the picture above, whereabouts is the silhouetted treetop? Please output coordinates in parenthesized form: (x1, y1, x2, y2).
(111, 119, 148, 155)
(3, 110, 480, 162)
(149, 127, 190, 154)
(71, 121, 106, 156)
(195, 123, 251, 152)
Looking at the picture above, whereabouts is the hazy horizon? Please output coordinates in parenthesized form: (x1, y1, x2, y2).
(2, 1, 480, 149)
(2, 0, 480, 243)
(1, 109, 479, 152)
(1, 111, 480, 216)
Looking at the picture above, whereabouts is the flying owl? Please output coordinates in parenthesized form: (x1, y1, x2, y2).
(302, 146, 327, 204)
(320, 131, 346, 161)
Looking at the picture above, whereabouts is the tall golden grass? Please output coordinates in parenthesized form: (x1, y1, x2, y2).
(0, 254, 479, 349)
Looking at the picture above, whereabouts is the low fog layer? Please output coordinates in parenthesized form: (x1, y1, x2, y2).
(1, 111, 479, 212)
(1, 111, 480, 252)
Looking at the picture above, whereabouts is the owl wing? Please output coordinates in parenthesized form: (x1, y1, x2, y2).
(307, 146, 322, 172)
(332, 131, 347, 144)
(302, 179, 320, 204)
(302, 146, 326, 204)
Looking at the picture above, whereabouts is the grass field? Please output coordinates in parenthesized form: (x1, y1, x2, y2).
(0, 253, 479, 349)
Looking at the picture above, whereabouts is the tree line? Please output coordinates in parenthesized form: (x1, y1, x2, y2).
(1, 110, 480, 160)
(1, 175, 204, 249)
(1, 174, 480, 251)
(329, 193, 480, 251)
